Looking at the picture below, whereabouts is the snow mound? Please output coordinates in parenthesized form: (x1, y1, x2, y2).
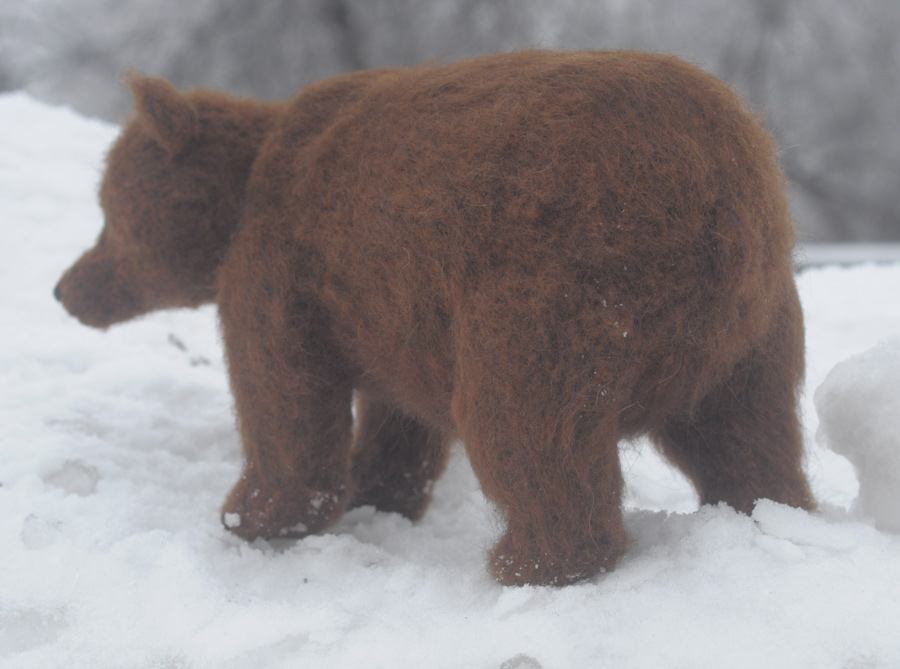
(815, 338, 900, 533)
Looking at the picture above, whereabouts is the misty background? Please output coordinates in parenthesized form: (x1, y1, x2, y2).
(2, 0, 898, 243)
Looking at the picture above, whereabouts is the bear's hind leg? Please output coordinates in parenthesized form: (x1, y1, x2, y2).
(349, 392, 448, 520)
(462, 406, 627, 587)
(453, 353, 628, 586)
(452, 287, 633, 586)
(652, 301, 814, 513)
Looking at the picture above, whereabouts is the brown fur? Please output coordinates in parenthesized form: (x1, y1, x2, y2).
(55, 50, 814, 586)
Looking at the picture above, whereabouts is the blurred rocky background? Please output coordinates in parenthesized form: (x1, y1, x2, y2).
(2, 0, 898, 242)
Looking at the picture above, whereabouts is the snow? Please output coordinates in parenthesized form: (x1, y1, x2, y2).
(815, 339, 900, 533)
(2, 91, 900, 668)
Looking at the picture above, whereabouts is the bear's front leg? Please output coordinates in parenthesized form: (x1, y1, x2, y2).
(221, 384, 353, 540)
(217, 254, 355, 541)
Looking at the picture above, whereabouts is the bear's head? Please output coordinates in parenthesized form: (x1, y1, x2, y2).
(55, 75, 260, 329)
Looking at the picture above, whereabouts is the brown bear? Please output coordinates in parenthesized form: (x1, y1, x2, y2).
(55, 49, 814, 586)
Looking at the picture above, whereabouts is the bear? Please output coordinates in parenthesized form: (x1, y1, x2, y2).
(55, 49, 814, 586)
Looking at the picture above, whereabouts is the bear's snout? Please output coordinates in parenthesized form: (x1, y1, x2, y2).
(54, 254, 146, 329)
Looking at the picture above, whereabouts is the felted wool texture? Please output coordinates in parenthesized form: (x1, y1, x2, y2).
(56, 50, 813, 586)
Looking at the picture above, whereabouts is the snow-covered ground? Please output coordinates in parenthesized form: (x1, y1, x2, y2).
(2, 92, 899, 669)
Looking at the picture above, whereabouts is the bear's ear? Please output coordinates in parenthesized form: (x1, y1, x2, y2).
(126, 73, 198, 156)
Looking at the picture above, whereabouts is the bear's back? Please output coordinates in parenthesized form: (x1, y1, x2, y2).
(248, 50, 796, 425)
(289, 49, 790, 291)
